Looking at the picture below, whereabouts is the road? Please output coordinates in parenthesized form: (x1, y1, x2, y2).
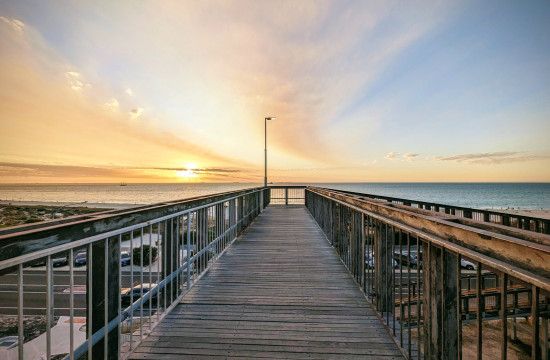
(0, 268, 167, 316)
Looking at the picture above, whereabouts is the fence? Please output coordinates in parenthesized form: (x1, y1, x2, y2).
(306, 187, 550, 360)
(0, 187, 269, 360)
(315, 187, 550, 234)
(269, 186, 306, 205)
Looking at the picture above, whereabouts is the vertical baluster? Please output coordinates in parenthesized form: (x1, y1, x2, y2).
(118, 235, 122, 359)
(533, 286, 540, 360)
(149, 224, 153, 327)
(407, 233, 412, 358)
(399, 229, 403, 347)
(18, 263, 24, 360)
(129, 230, 134, 350)
(187, 213, 191, 290)
(457, 255, 462, 360)
(46, 255, 52, 360)
(104, 238, 109, 359)
(501, 273, 508, 360)
(69, 249, 74, 360)
(140, 227, 144, 339)
(476, 263, 483, 360)
(87, 243, 93, 360)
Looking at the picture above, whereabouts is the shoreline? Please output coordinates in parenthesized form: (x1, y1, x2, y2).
(494, 209, 550, 220)
(0, 200, 139, 209)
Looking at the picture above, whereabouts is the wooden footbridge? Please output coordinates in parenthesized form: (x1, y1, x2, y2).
(129, 205, 403, 359)
(1, 186, 550, 360)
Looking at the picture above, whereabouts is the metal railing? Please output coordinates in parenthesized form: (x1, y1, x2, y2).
(315, 187, 550, 234)
(269, 185, 306, 205)
(306, 187, 550, 360)
(0, 187, 269, 360)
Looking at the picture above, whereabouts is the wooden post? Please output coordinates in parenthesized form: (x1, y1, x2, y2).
(443, 251, 459, 360)
(285, 187, 289, 205)
(88, 237, 120, 360)
(377, 222, 393, 313)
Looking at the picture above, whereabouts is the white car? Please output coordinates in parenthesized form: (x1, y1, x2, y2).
(461, 258, 476, 270)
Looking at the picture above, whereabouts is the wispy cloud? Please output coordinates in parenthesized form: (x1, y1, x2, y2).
(433, 151, 549, 165)
(0, 16, 24, 32)
(0, 162, 250, 182)
(403, 153, 419, 162)
(385, 152, 399, 160)
(65, 71, 86, 91)
(104, 98, 119, 111)
(385, 152, 418, 162)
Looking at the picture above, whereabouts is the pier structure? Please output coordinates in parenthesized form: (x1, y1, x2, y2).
(1, 186, 549, 359)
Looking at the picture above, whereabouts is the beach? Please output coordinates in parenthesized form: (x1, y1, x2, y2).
(497, 209, 550, 220)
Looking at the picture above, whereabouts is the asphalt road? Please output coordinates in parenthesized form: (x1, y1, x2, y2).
(0, 269, 165, 316)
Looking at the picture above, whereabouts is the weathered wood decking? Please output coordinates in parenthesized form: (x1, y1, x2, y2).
(129, 205, 404, 359)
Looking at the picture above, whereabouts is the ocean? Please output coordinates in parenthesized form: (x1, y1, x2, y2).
(0, 183, 549, 210)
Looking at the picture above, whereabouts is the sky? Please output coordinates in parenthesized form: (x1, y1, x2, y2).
(0, 1, 549, 183)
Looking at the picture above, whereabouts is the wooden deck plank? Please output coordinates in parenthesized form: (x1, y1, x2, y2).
(129, 205, 403, 359)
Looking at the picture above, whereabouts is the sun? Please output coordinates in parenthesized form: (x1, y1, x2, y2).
(176, 163, 198, 178)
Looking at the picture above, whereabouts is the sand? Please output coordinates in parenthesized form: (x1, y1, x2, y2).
(495, 209, 550, 220)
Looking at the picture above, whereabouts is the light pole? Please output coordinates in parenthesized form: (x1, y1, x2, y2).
(264, 117, 276, 187)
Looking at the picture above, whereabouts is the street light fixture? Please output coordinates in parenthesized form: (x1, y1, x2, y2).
(264, 117, 276, 187)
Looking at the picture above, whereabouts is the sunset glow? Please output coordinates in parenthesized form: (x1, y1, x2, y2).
(0, 2, 549, 183)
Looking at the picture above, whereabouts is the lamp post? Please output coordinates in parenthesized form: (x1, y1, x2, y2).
(264, 117, 276, 187)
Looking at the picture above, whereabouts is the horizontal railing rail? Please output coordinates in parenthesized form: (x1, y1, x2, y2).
(314, 186, 550, 234)
(268, 185, 306, 205)
(0, 187, 270, 360)
(306, 187, 550, 360)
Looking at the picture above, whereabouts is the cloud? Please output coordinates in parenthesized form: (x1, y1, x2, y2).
(433, 151, 549, 165)
(385, 152, 399, 160)
(65, 71, 85, 91)
(130, 107, 143, 119)
(403, 153, 419, 162)
(126, 88, 133, 96)
(104, 98, 119, 110)
(0, 162, 250, 182)
(0, 16, 25, 32)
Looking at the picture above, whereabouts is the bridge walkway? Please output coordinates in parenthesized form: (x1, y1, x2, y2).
(129, 205, 404, 359)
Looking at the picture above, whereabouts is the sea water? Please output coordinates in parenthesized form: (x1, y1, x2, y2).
(0, 183, 549, 209)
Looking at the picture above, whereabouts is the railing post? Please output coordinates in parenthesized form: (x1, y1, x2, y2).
(88, 237, 120, 359)
(161, 218, 179, 305)
(196, 208, 207, 274)
(422, 244, 459, 360)
(376, 222, 393, 313)
(260, 189, 264, 211)
(285, 187, 289, 205)
(229, 199, 236, 240)
(237, 197, 244, 233)
(361, 213, 366, 291)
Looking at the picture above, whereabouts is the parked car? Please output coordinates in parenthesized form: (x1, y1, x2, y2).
(121, 283, 158, 306)
(393, 251, 421, 268)
(121, 251, 131, 266)
(52, 256, 68, 267)
(460, 258, 476, 270)
(74, 252, 87, 266)
(30, 255, 68, 267)
(0, 336, 18, 350)
(365, 256, 398, 269)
